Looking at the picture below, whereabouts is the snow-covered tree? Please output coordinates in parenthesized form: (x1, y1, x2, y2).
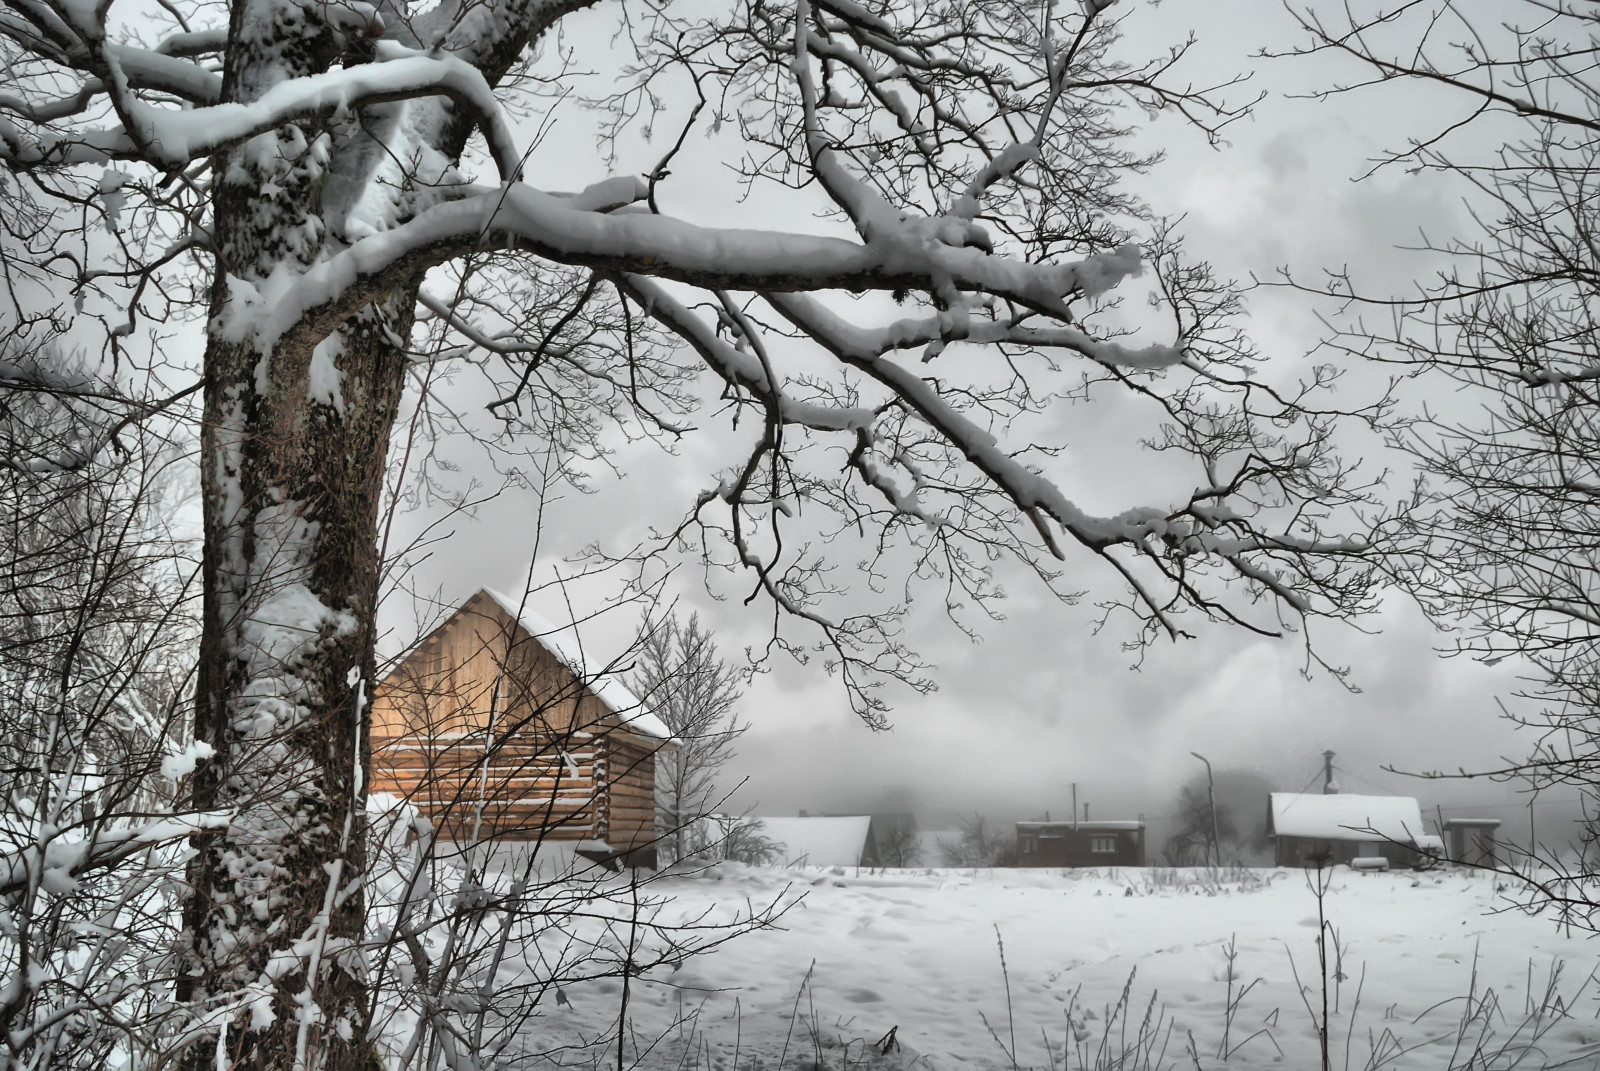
(1, 0, 1377, 1064)
(937, 812, 1014, 868)
(0, 337, 214, 1071)
(630, 612, 746, 866)
(1159, 771, 1271, 869)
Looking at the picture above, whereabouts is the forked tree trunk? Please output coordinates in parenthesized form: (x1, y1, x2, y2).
(176, 2, 600, 1065)
(177, 4, 413, 1067)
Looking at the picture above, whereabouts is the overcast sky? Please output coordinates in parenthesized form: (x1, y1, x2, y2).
(375, 0, 1569, 840)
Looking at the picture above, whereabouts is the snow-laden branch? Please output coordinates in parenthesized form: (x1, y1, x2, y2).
(859, 305, 1185, 368)
(0, 39, 222, 109)
(765, 290, 1125, 553)
(791, 0, 910, 242)
(103, 45, 221, 104)
(0, 812, 231, 897)
(614, 274, 873, 433)
(764, 291, 1365, 571)
(226, 178, 1146, 354)
(153, 27, 228, 58)
(0, 43, 517, 175)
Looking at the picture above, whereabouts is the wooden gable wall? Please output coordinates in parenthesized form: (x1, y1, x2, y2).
(371, 591, 665, 855)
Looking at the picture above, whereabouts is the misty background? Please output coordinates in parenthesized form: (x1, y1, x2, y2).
(372, 0, 1577, 860)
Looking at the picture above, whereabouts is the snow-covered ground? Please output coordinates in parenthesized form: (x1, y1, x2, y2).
(521, 865, 1600, 1070)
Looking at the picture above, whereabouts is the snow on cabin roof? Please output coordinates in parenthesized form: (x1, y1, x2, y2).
(1016, 820, 1144, 831)
(479, 589, 673, 741)
(758, 816, 873, 868)
(1269, 793, 1428, 845)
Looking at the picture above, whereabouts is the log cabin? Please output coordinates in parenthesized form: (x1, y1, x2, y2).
(370, 589, 674, 867)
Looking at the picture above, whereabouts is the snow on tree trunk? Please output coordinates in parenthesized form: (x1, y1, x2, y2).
(184, 312, 406, 1071)
(175, 4, 602, 1065)
(179, 3, 408, 1068)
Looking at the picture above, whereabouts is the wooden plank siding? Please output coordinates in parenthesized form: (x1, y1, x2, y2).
(602, 732, 659, 851)
(370, 590, 673, 862)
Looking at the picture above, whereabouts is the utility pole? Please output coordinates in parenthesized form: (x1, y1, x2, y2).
(1192, 751, 1220, 868)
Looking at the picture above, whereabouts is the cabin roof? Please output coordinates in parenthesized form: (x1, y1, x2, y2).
(1268, 792, 1427, 844)
(481, 589, 672, 740)
(1016, 820, 1144, 832)
(387, 588, 673, 741)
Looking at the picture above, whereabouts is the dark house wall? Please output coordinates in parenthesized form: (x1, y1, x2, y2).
(1017, 823, 1146, 867)
(865, 814, 920, 867)
(1443, 822, 1499, 868)
(1273, 835, 1430, 870)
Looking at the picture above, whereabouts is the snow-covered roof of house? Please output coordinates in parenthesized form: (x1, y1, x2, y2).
(481, 589, 673, 740)
(759, 816, 873, 868)
(1016, 820, 1144, 832)
(1269, 793, 1428, 845)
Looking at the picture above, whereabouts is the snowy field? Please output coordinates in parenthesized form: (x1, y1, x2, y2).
(516, 865, 1600, 1071)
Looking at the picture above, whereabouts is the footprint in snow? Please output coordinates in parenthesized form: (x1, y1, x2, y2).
(844, 988, 883, 1004)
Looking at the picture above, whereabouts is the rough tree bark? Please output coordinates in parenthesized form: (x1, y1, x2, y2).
(178, 12, 407, 1068)
(177, 2, 587, 1064)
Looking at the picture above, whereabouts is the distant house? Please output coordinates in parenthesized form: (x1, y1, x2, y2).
(370, 589, 675, 868)
(1267, 792, 1439, 869)
(759, 815, 875, 867)
(818, 812, 920, 866)
(1442, 817, 1502, 868)
(1016, 820, 1146, 867)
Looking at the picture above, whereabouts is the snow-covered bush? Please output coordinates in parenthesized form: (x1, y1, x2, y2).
(673, 814, 781, 867)
(0, 353, 216, 1070)
(361, 807, 794, 1070)
(938, 814, 1017, 868)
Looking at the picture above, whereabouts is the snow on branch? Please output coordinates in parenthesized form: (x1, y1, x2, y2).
(761, 290, 1362, 618)
(0, 44, 518, 175)
(0, 812, 232, 898)
(849, 305, 1185, 369)
(153, 28, 228, 58)
(615, 274, 874, 434)
(228, 179, 1148, 354)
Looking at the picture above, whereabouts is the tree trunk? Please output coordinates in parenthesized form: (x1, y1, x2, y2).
(183, 306, 410, 1071)
(174, 2, 605, 1064)
(178, 4, 412, 1066)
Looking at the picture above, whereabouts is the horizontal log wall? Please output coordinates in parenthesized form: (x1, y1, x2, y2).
(602, 731, 661, 851)
(371, 734, 601, 842)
